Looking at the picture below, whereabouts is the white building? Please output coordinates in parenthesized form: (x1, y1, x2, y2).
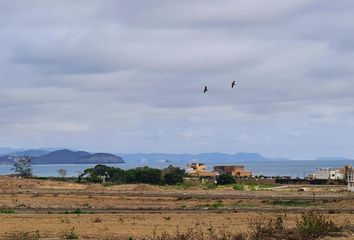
(310, 168, 345, 180)
(347, 165, 354, 192)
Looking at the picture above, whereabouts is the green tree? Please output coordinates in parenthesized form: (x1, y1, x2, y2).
(57, 168, 67, 178)
(217, 174, 235, 185)
(81, 165, 164, 185)
(163, 165, 185, 175)
(163, 165, 185, 185)
(110, 168, 127, 183)
(133, 167, 163, 184)
(12, 156, 32, 178)
(164, 172, 184, 185)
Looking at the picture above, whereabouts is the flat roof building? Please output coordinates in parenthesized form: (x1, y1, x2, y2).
(309, 167, 346, 180)
(214, 165, 252, 177)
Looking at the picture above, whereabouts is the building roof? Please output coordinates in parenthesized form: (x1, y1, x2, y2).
(214, 165, 245, 168)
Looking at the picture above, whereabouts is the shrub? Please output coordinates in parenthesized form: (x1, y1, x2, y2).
(164, 172, 184, 185)
(85, 175, 102, 183)
(248, 216, 291, 240)
(198, 202, 224, 209)
(233, 184, 244, 190)
(147, 226, 248, 240)
(63, 228, 79, 239)
(205, 182, 217, 190)
(217, 174, 235, 185)
(64, 208, 87, 214)
(0, 209, 16, 214)
(296, 211, 342, 239)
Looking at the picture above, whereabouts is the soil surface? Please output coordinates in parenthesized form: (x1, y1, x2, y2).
(0, 176, 353, 239)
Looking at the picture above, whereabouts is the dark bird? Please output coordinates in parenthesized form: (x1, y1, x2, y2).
(231, 80, 236, 88)
(203, 85, 208, 93)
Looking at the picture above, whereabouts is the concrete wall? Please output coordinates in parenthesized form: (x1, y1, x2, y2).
(313, 168, 331, 180)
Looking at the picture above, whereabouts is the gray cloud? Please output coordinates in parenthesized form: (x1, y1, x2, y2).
(0, 0, 354, 159)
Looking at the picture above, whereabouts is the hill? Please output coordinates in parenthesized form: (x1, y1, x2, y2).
(0, 155, 16, 164)
(76, 153, 125, 164)
(0, 147, 22, 156)
(6, 149, 52, 157)
(314, 156, 353, 161)
(33, 149, 124, 164)
(0, 149, 124, 164)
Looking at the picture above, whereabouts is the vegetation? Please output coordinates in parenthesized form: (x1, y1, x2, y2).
(4, 231, 40, 240)
(296, 211, 344, 239)
(12, 156, 32, 178)
(64, 208, 89, 214)
(80, 164, 185, 185)
(249, 216, 286, 240)
(140, 213, 349, 240)
(233, 183, 245, 190)
(216, 174, 235, 185)
(3, 213, 351, 240)
(63, 228, 79, 239)
(57, 168, 67, 178)
(145, 225, 248, 240)
(0, 209, 16, 214)
(205, 182, 217, 190)
(197, 202, 224, 209)
(163, 166, 185, 185)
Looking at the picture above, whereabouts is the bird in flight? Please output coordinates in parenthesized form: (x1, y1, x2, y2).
(231, 80, 236, 88)
(203, 85, 208, 93)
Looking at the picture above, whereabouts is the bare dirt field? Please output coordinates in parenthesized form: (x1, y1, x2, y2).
(0, 176, 353, 239)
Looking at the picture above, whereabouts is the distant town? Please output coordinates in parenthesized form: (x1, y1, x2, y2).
(183, 162, 354, 192)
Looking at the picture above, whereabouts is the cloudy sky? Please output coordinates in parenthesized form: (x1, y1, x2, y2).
(1, 1, 354, 159)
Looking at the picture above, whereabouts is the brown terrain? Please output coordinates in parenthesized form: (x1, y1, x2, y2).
(0, 176, 353, 239)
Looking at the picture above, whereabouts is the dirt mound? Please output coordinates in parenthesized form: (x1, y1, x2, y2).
(85, 184, 106, 191)
(132, 184, 160, 192)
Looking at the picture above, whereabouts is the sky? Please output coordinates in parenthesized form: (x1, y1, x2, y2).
(1, 0, 354, 159)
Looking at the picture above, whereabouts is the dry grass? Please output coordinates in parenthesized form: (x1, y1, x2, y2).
(0, 212, 353, 239)
(0, 177, 353, 239)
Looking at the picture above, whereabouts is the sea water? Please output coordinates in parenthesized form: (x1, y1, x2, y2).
(1, 160, 353, 178)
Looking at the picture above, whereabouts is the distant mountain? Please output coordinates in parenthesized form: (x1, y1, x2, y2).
(6, 149, 52, 157)
(118, 152, 287, 165)
(75, 153, 125, 164)
(2, 146, 353, 166)
(0, 147, 62, 157)
(0, 147, 22, 156)
(0, 155, 16, 164)
(33, 149, 124, 164)
(314, 156, 353, 161)
(33, 149, 91, 164)
(0, 149, 125, 164)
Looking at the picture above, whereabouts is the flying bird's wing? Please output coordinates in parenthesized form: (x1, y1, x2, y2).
(231, 81, 236, 88)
